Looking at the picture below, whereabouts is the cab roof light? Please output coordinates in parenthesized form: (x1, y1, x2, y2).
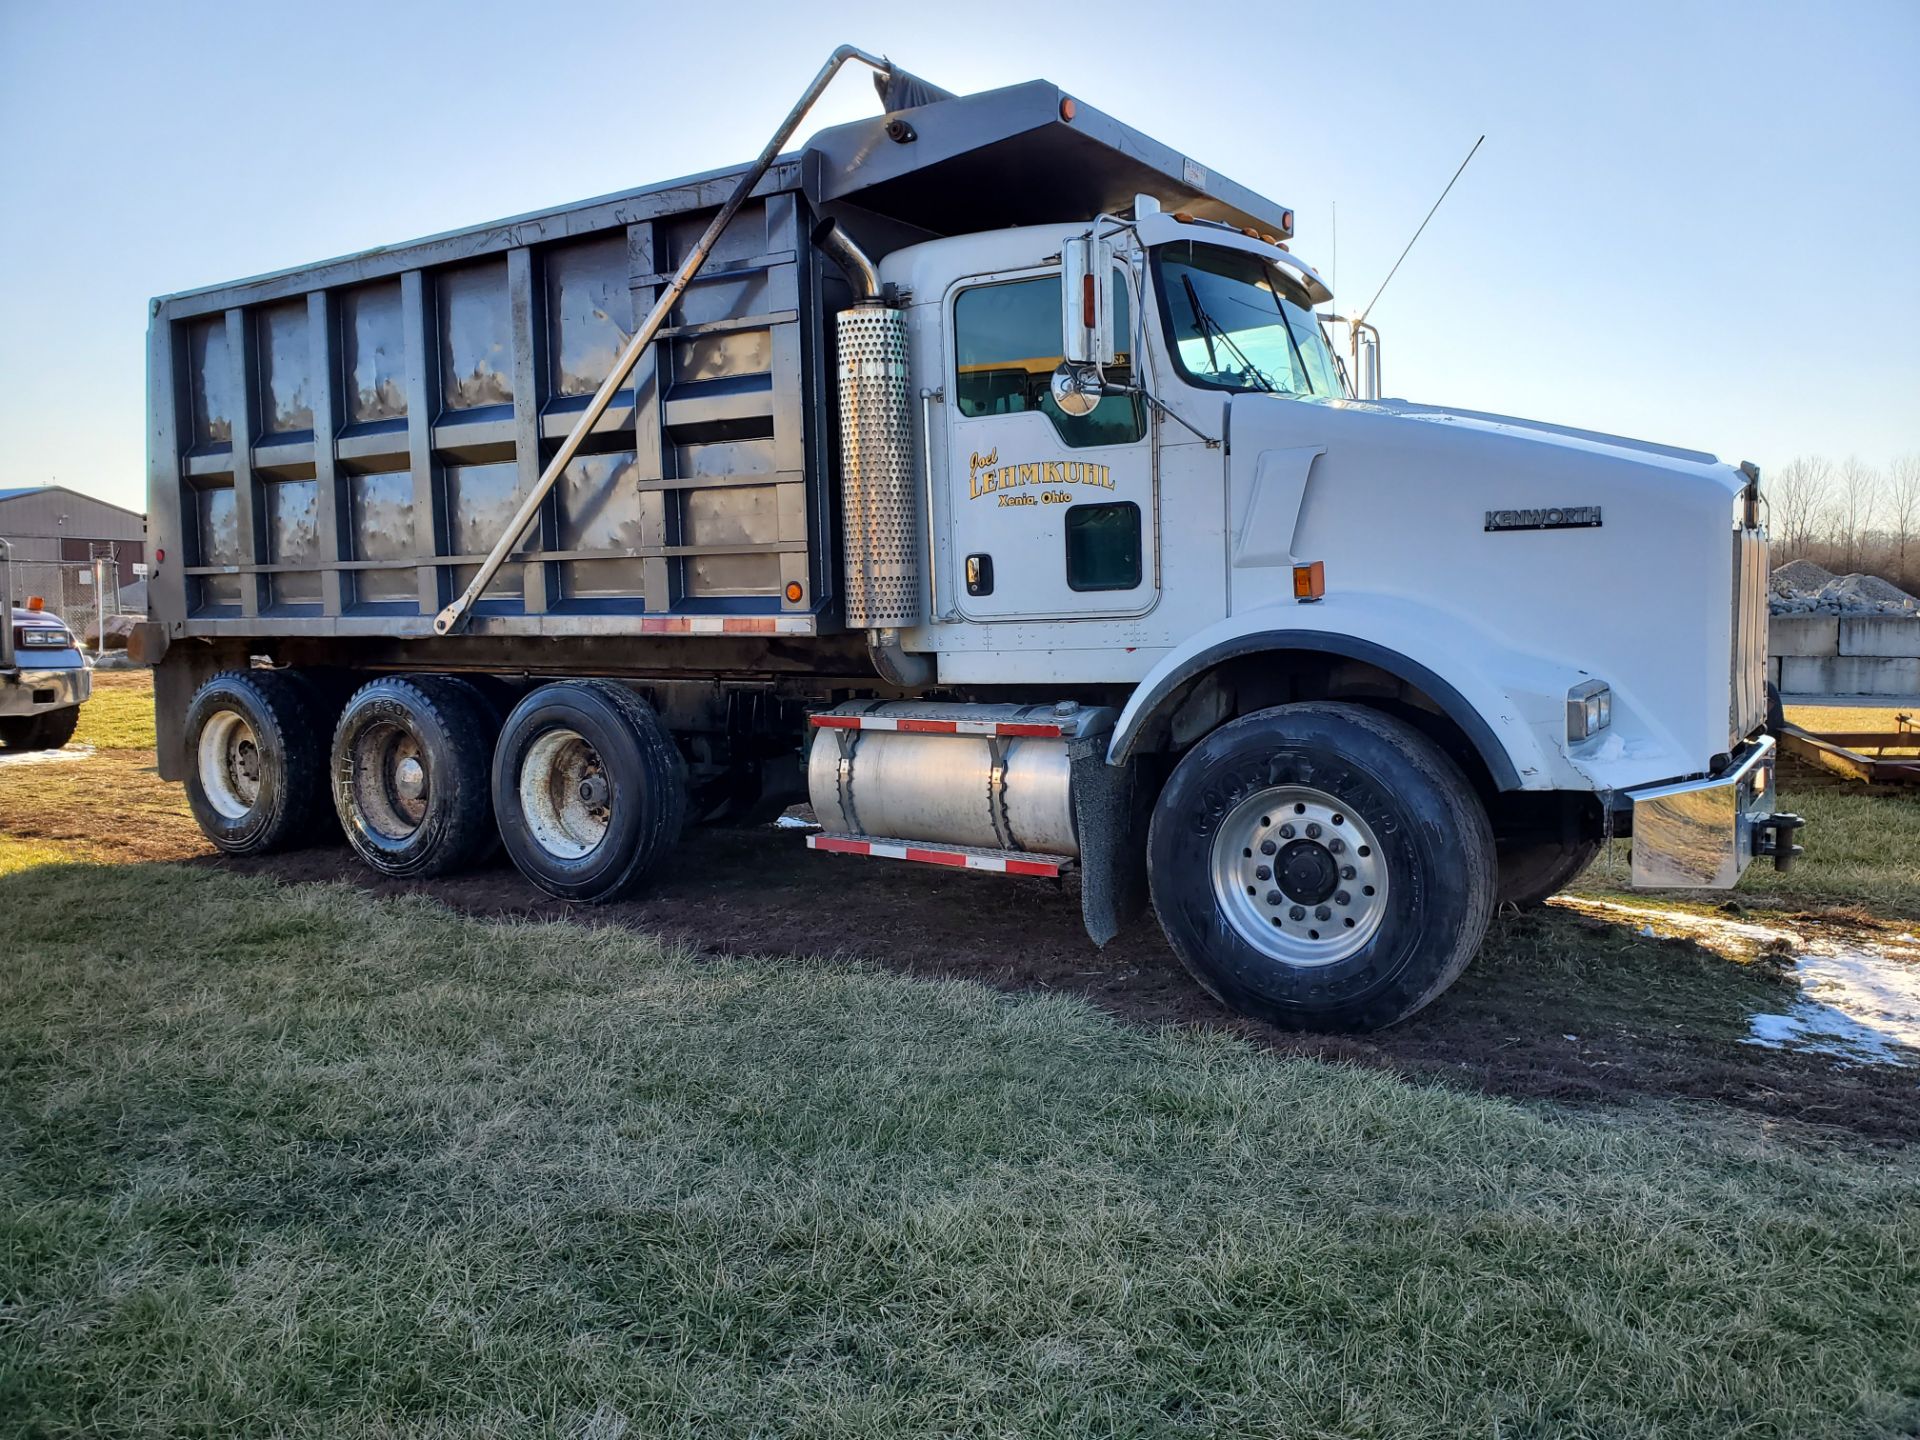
(1171, 211, 1196, 224)
(26, 595, 45, 611)
(1292, 561, 1325, 603)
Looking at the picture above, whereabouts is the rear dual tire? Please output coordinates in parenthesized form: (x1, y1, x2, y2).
(491, 680, 686, 904)
(1148, 702, 1495, 1032)
(183, 670, 336, 855)
(330, 675, 499, 878)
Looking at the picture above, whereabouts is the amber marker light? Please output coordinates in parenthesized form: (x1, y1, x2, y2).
(784, 581, 805, 603)
(1059, 97, 1077, 122)
(1292, 561, 1325, 602)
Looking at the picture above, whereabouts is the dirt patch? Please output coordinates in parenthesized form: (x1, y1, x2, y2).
(0, 745, 209, 864)
(230, 813, 1920, 1144)
(8, 743, 1916, 1142)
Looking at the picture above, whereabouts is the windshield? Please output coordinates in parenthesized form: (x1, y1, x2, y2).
(1152, 241, 1343, 398)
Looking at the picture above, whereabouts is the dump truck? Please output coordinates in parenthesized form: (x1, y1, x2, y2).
(135, 45, 1803, 1031)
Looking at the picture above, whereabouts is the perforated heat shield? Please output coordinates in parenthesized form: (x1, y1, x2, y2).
(834, 306, 920, 628)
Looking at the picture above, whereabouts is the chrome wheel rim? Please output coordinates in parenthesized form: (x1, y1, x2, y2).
(349, 720, 428, 840)
(520, 728, 609, 860)
(197, 710, 261, 820)
(1208, 784, 1389, 966)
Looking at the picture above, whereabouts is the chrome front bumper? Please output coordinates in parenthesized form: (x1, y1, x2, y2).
(0, 665, 91, 717)
(1627, 736, 1791, 889)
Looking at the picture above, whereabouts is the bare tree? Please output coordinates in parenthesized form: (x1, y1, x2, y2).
(1887, 453, 1920, 591)
(1831, 457, 1879, 573)
(1768, 455, 1831, 559)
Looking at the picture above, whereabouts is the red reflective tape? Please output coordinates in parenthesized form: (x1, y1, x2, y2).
(996, 723, 1064, 738)
(810, 835, 870, 855)
(904, 847, 968, 867)
(1004, 858, 1062, 877)
(810, 715, 860, 729)
(722, 618, 776, 634)
(898, 719, 959, 733)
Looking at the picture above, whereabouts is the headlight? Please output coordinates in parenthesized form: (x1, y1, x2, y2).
(1567, 679, 1611, 741)
(16, 626, 72, 649)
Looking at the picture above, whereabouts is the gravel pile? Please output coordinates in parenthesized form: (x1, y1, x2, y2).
(1770, 561, 1920, 616)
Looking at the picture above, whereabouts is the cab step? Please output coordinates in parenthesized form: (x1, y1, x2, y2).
(806, 831, 1073, 878)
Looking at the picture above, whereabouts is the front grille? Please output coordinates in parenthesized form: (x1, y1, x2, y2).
(1731, 519, 1769, 741)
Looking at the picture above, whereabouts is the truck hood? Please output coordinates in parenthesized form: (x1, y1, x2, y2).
(1341, 396, 1735, 483)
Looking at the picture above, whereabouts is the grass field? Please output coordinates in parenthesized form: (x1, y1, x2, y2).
(3, 861, 1917, 1438)
(3, 675, 1919, 1435)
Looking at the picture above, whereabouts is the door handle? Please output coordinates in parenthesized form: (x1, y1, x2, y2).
(965, 553, 994, 597)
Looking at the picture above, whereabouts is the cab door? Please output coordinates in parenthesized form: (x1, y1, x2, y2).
(943, 267, 1154, 621)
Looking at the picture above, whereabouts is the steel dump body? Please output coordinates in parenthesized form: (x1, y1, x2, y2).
(144, 80, 1289, 651)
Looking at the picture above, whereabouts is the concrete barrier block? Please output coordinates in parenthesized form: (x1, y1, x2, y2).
(1777, 654, 1920, 697)
(1837, 616, 1920, 659)
(1767, 614, 1838, 657)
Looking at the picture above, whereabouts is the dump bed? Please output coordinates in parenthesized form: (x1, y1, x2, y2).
(145, 77, 1291, 644)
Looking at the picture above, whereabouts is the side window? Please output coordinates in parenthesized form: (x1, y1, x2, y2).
(953, 272, 1143, 448)
(1065, 502, 1142, 591)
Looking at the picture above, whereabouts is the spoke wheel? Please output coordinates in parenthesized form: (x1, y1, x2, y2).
(1208, 784, 1389, 965)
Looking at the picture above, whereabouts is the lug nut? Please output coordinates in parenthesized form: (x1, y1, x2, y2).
(1305, 822, 1322, 839)
(1335, 890, 1351, 906)
(1341, 865, 1356, 880)
(1266, 890, 1284, 906)
(1328, 838, 1345, 854)
(1278, 824, 1296, 839)
(1260, 839, 1277, 856)
(1289, 905, 1306, 922)
(1255, 865, 1271, 881)
(1315, 905, 1332, 921)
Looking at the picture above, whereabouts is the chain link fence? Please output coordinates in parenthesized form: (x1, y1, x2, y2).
(5, 550, 145, 649)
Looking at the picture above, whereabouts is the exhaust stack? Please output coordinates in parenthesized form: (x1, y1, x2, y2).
(819, 220, 921, 634)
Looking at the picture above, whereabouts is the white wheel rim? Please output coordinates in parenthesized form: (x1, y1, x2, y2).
(1208, 784, 1390, 966)
(197, 709, 261, 820)
(520, 727, 609, 860)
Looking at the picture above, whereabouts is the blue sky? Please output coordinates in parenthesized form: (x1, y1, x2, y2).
(1, 0, 1914, 514)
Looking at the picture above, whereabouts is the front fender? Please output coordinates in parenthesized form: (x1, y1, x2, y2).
(1106, 593, 1680, 792)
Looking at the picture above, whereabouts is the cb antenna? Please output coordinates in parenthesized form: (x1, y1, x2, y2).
(1355, 135, 1483, 328)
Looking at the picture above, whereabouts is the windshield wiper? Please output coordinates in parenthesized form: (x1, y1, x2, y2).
(1181, 273, 1275, 392)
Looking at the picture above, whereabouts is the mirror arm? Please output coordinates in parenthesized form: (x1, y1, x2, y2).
(1124, 380, 1221, 449)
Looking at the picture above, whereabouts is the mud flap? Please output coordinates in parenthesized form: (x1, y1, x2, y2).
(1072, 744, 1148, 947)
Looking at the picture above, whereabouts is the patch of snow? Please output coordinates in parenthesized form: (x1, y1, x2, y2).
(0, 742, 94, 768)
(1744, 947, 1920, 1068)
(1553, 896, 1920, 1070)
(772, 813, 817, 830)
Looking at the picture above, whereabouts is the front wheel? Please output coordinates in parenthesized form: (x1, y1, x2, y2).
(1147, 702, 1495, 1032)
(0, 706, 79, 751)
